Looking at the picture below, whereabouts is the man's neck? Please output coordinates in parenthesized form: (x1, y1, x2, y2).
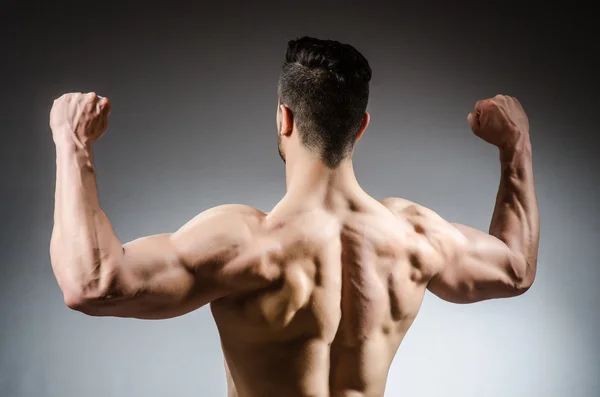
(282, 153, 363, 211)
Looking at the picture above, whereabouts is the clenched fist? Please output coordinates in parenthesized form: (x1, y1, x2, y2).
(50, 92, 111, 149)
(467, 95, 529, 151)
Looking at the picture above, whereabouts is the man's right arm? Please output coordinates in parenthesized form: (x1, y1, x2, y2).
(385, 95, 540, 304)
(431, 95, 539, 303)
(427, 138, 538, 303)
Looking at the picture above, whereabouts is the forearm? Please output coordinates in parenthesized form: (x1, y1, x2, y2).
(489, 137, 539, 285)
(50, 143, 123, 303)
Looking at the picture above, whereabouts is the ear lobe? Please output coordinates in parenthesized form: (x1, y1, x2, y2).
(355, 112, 370, 142)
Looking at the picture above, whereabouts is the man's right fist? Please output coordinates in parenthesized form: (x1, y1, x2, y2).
(467, 95, 529, 151)
(50, 92, 111, 148)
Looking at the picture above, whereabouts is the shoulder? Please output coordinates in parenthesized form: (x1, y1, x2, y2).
(175, 204, 266, 236)
(171, 204, 266, 264)
(194, 203, 265, 219)
(172, 204, 280, 294)
(380, 197, 442, 222)
(380, 196, 463, 240)
(380, 197, 465, 275)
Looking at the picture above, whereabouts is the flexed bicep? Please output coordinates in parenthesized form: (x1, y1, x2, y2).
(71, 233, 203, 319)
(426, 223, 528, 304)
(381, 197, 529, 304)
(68, 205, 272, 319)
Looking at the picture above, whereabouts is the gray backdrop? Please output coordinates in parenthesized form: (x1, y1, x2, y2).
(1, 2, 598, 397)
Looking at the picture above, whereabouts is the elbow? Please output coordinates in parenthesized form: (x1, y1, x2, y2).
(63, 288, 111, 316)
(505, 251, 537, 296)
(63, 291, 89, 312)
(512, 279, 532, 296)
(60, 263, 121, 315)
(62, 285, 104, 314)
(513, 273, 536, 296)
(511, 260, 537, 296)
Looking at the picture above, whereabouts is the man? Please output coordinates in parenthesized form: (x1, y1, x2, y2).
(49, 37, 539, 397)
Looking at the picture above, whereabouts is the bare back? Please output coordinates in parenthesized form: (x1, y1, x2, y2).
(211, 195, 435, 397)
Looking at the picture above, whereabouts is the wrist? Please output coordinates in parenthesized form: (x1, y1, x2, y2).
(55, 140, 93, 166)
(52, 127, 91, 152)
(499, 134, 531, 162)
(54, 133, 91, 154)
(54, 140, 78, 155)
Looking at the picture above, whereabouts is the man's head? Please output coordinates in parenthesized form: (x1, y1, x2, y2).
(277, 37, 372, 168)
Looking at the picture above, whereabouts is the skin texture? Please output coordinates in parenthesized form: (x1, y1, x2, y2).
(49, 93, 539, 397)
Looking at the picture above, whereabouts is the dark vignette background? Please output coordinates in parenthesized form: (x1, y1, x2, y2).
(1, 1, 598, 396)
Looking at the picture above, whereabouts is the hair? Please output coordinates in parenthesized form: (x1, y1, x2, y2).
(277, 37, 372, 168)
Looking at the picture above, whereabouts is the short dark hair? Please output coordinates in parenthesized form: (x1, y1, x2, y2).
(278, 37, 372, 168)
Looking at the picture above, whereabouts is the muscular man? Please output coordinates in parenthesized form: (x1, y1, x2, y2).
(49, 37, 539, 397)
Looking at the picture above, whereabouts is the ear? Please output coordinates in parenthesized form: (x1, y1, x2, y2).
(279, 104, 294, 137)
(355, 112, 370, 142)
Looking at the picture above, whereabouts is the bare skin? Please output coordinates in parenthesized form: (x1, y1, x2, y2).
(49, 93, 539, 397)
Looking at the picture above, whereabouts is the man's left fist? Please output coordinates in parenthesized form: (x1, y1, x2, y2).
(467, 95, 529, 151)
(50, 92, 111, 148)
